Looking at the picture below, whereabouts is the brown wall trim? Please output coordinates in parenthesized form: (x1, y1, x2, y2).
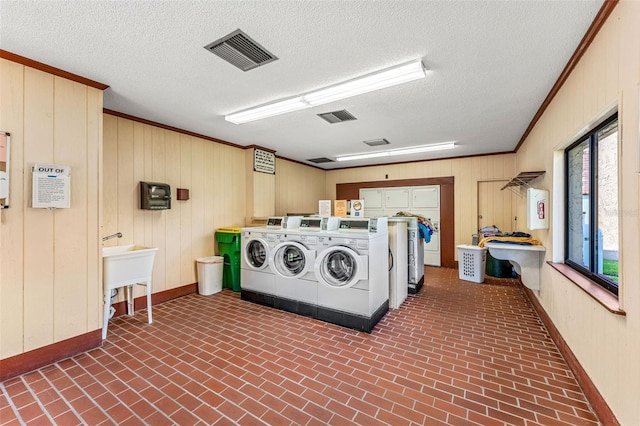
(104, 109, 245, 149)
(0, 330, 102, 382)
(276, 155, 325, 171)
(548, 262, 624, 315)
(111, 283, 198, 317)
(336, 177, 455, 268)
(246, 145, 277, 154)
(328, 151, 514, 171)
(520, 280, 620, 426)
(0, 49, 109, 90)
(514, 0, 619, 152)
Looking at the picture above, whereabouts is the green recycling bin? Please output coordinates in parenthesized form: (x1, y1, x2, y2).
(215, 227, 242, 291)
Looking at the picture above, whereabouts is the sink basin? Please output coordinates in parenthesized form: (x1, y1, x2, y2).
(103, 245, 158, 288)
(102, 244, 158, 339)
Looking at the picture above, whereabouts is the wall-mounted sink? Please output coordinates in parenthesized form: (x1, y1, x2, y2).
(102, 245, 158, 339)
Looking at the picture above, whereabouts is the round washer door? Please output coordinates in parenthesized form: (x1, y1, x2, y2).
(244, 238, 270, 270)
(314, 246, 368, 288)
(270, 242, 315, 278)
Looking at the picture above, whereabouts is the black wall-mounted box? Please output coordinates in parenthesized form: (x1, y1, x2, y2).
(140, 181, 171, 210)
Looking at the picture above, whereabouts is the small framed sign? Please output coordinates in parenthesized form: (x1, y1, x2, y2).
(254, 148, 275, 175)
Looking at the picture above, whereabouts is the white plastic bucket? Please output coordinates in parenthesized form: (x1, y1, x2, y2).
(196, 256, 224, 295)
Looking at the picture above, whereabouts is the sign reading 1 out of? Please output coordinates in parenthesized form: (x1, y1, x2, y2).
(32, 163, 71, 209)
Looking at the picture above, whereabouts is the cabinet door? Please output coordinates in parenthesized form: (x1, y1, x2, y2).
(412, 186, 439, 209)
(360, 189, 383, 210)
(385, 188, 410, 209)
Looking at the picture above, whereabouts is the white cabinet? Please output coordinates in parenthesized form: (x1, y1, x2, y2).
(360, 188, 383, 210)
(385, 188, 410, 209)
(412, 186, 439, 209)
(359, 185, 441, 266)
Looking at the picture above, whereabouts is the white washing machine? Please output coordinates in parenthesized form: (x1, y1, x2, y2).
(314, 217, 389, 332)
(240, 216, 302, 307)
(269, 232, 318, 317)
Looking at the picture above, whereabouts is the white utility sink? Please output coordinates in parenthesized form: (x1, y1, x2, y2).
(102, 245, 158, 339)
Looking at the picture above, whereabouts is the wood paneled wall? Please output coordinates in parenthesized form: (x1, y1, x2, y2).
(275, 158, 326, 216)
(103, 114, 246, 301)
(326, 154, 517, 258)
(515, 2, 640, 424)
(0, 59, 103, 359)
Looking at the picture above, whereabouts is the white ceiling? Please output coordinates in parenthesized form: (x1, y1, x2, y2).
(1, 0, 603, 169)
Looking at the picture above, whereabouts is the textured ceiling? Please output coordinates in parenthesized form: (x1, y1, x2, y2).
(0, 0, 603, 169)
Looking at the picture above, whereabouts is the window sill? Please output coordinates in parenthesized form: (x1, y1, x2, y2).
(548, 262, 625, 315)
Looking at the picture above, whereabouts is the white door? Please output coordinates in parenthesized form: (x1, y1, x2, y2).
(477, 181, 517, 232)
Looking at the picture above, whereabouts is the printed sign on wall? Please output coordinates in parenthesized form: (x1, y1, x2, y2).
(32, 163, 71, 209)
(254, 148, 276, 174)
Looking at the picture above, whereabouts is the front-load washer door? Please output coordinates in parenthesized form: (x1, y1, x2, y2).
(314, 246, 368, 288)
(244, 238, 270, 271)
(270, 242, 315, 278)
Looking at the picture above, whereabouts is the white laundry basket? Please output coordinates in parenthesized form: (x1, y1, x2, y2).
(457, 245, 487, 283)
(196, 256, 224, 295)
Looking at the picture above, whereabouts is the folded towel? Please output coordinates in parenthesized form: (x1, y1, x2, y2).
(478, 236, 541, 248)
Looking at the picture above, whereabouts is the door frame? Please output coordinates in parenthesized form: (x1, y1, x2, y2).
(336, 177, 454, 268)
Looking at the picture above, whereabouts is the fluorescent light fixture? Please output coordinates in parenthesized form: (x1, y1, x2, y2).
(225, 97, 309, 124)
(225, 59, 426, 124)
(335, 142, 455, 162)
(304, 60, 426, 106)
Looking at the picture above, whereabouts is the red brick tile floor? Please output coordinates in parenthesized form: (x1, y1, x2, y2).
(1, 267, 600, 425)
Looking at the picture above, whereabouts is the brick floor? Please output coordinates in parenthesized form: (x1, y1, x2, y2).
(0, 267, 600, 425)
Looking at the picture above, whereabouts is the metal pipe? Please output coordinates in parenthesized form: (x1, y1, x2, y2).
(102, 232, 122, 242)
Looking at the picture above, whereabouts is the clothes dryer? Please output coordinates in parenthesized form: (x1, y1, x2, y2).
(314, 217, 389, 332)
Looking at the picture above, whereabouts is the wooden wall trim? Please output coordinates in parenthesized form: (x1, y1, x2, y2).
(514, 0, 619, 151)
(104, 109, 244, 149)
(520, 281, 620, 426)
(336, 177, 455, 268)
(111, 283, 198, 317)
(0, 330, 102, 382)
(0, 49, 109, 90)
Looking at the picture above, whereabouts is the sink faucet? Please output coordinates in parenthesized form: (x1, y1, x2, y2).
(102, 232, 122, 242)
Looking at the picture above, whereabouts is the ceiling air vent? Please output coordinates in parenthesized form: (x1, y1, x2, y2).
(363, 138, 390, 147)
(307, 157, 335, 164)
(204, 29, 278, 71)
(317, 110, 357, 124)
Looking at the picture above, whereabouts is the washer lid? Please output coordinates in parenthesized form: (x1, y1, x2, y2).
(314, 246, 368, 288)
(270, 241, 315, 278)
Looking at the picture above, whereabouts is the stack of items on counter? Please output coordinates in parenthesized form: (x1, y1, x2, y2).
(394, 211, 436, 243)
(477, 225, 541, 247)
(476, 225, 541, 278)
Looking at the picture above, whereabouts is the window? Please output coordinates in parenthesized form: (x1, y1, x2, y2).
(565, 113, 619, 295)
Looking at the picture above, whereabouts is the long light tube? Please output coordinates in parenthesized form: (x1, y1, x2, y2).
(303, 60, 426, 106)
(225, 60, 426, 124)
(225, 97, 309, 124)
(335, 142, 455, 162)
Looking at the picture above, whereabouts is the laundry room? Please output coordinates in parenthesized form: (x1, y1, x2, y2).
(1, 1, 639, 425)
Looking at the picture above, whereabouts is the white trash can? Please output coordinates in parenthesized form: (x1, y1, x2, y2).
(196, 256, 224, 295)
(457, 245, 487, 283)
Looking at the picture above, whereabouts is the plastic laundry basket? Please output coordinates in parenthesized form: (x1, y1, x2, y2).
(457, 245, 487, 283)
(196, 256, 224, 295)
